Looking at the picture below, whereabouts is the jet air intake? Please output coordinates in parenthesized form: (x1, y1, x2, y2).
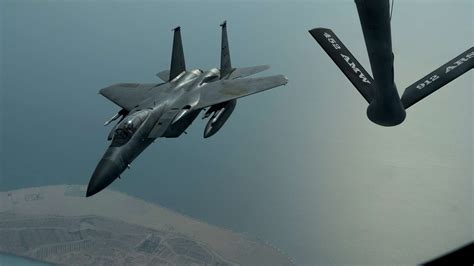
(203, 100, 236, 138)
(355, 0, 406, 126)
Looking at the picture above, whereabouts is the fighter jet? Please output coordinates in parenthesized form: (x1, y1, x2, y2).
(310, 0, 473, 126)
(86, 22, 288, 197)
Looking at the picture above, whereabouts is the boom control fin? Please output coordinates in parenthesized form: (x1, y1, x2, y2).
(309, 28, 375, 103)
(401, 47, 473, 109)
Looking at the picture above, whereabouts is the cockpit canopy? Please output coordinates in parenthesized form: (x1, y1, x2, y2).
(111, 110, 150, 146)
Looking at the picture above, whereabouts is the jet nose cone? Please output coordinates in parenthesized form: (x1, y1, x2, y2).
(86, 159, 123, 197)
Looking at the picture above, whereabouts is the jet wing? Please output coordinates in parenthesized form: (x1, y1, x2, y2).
(99, 82, 168, 111)
(156, 70, 170, 82)
(226, 65, 270, 79)
(195, 75, 288, 109)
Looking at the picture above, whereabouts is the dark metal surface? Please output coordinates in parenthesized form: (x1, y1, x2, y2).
(169, 27, 186, 81)
(309, 28, 374, 103)
(402, 47, 474, 109)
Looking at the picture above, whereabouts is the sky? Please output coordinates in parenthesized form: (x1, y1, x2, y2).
(0, 0, 472, 265)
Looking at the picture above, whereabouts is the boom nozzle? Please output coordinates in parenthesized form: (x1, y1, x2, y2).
(366, 88, 406, 126)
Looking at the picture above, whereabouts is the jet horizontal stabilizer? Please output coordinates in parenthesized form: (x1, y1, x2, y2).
(401, 47, 474, 109)
(309, 28, 374, 103)
(156, 70, 170, 82)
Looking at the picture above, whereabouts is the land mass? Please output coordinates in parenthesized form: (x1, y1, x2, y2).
(0, 185, 293, 266)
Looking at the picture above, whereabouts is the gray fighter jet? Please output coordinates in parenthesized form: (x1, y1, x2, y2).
(86, 22, 288, 197)
(310, 0, 473, 126)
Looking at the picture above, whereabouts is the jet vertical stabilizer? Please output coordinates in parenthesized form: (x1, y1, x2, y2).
(219, 21, 270, 80)
(220, 21, 233, 79)
(355, 0, 406, 126)
(169, 26, 186, 81)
